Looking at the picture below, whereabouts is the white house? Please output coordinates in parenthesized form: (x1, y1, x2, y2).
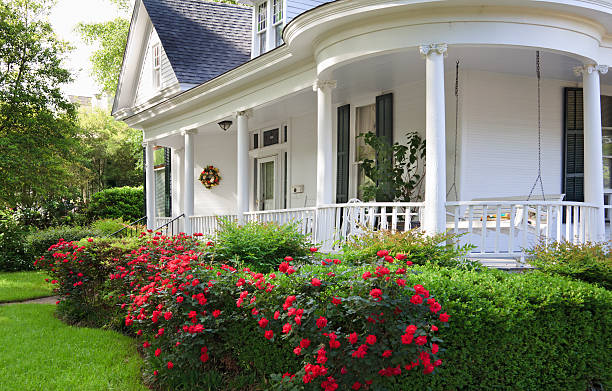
(113, 0, 612, 259)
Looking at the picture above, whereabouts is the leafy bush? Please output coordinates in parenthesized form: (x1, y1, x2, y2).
(25, 226, 101, 262)
(342, 229, 476, 268)
(525, 241, 611, 290)
(212, 220, 312, 272)
(91, 218, 127, 236)
(87, 186, 144, 222)
(0, 209, 31, 271)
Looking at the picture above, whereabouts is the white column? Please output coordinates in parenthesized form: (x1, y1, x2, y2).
(171, 147, 184, 217)
(314, 79, 336, 206)
(236, 111, 251, 224)
(575, 64, 608, 241)
(420, 44, 448, 234)
(183, 129, 196, 235)
(144, 141, 156, 230)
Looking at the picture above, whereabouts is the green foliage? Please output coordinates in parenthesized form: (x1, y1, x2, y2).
(76, 17, 130, 94)
(358, 131, 425, 202)
(25, 226, 101, 262)
(0, 208, 31, 271)
(525, 241, 611, 290)
(212, 220, 312, 272)
(90, 218, 127, 236)
(0, 0, 80, 208)
(76, 109, 143, 194)
(341, 228, 477, 269)
(87, 186, 144, 222)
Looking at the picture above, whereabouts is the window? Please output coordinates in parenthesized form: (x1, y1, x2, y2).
(355, 104, 376, 200)
(152, 44, 161, 89)
(272, 0, 283, 46)
(257, 2, 267, 54)
(263, 128, 279, 146)
(602, 96, 612, 190)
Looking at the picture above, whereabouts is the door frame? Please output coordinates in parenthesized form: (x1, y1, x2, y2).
(256, 154, 280, 211)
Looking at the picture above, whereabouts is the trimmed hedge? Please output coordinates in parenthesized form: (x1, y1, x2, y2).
(526, 241, 611, 290)
(25, 226, 101, 262)
(88, 186, 144, 222)
(0, 209, 31, 271)
(37, 233, 612, 391)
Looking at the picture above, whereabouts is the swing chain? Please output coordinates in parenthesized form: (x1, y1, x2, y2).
(527, 51, 546, 201)
(447, 60, 460, 200)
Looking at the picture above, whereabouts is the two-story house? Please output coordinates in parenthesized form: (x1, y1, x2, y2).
(113, 0, 612, 260)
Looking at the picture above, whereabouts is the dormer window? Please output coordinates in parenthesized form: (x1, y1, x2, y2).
(152, 43, 161, 89)
(257, 2, 267, 55)
(272, 0, 284, 46)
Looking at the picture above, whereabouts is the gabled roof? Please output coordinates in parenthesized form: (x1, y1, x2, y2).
(141, 0, 252, 85)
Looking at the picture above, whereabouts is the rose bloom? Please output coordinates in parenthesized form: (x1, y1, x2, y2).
(395, 253, 407, 260)
(362, 271, 372, 280)
(432, 343, 439, 354)
(258, 318, 269, 328)
(376, 250, 389, 257)
(200, 353, 209, 362)
(405, 325, 417, 334)
(316, 316, 328, 329)
(212, 310, 221, 318)
(311, 278, 322, 287)
(284, 256, 293, 262)
(410, 294, 423, 305)
(415, 335, 427, 346)
(282, 323, 292, 334)
(370, 288, 382, 300)
(365, 335, 377, 345)
(382, 350, 393, 358)
(401, 333, 413, 345)
(440, 312, 450, 322)
(154, 348, 161, 357)
(167, 361, 174, 369)
(310, 247, 318, 253)
(300, 338, 311, 348)
(293, 347, 302, 355)
(348, 332, 358, 344)
(396, 278, 406, 287)
(264, 330, 274, 340)
(331, 297, 341, 306)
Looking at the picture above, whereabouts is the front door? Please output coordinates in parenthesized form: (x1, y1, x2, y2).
(258, 156, 277, 211)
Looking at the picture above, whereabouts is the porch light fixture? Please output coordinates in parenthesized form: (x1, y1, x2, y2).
(218, 120, 233, 131)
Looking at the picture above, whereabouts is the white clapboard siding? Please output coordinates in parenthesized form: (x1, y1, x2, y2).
(286, 0, 333, 22)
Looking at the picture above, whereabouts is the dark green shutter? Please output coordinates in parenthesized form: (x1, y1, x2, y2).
(336, 104, 350, 203)
(142, 146, 147, 216)
(376, 93, 393, 146)
(564, 88, 584, 202)
(164, 147, 172, 217)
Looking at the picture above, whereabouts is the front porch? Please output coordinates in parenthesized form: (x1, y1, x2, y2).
(146, 44, 612, 262)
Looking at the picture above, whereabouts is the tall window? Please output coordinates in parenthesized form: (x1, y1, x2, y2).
(272, 0, 283, 47)
(257, 2, 267, 54)
(355, 104, 376, 200)
(602, 96, 612, 190)
(152, 44, 161, 89)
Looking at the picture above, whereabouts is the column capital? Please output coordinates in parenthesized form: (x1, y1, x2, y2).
(574, 64, 609, 77)
(235, 109, 253, 118)
(313, 79, 337, 92)
(419, 43, 448, 58)
(180, 128, 197, 137)
(142, 141, 156, 148)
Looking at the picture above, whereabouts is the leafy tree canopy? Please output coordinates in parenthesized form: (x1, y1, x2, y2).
(0, 0, 80, 208)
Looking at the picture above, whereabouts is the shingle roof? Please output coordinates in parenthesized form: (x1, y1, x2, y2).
(142, 0, 252, 85)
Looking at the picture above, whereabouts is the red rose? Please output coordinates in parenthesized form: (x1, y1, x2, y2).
(432, 343, 439, 354)
(200, 353, 209, 362)
(300, 338, 311, 348)
(348, 332, 358, 344)
(405, 325, 417, 334)
(439, 312, 450, 322)
(376, 250, 389, 257)
(176, 296, 184, 303)
(396, 278, 406, 287)
(164, 311, 172, 320)
(309, 247, 318, 252)
(278, 262, 289, 273)
(167, 361, 174, 369)
(352, 382, 362, 390)
(370, 288, 383, 300)
(384, 255, 394, 263)
(311, 278, 322, 287)
(401, 333, 413, 345)
(258, 318, 269, 328)
(423, 365, 434, 375)
(415, 335, 427, 346)
(264, 330, 274, 340)
(293, 347, 302, 355)
(282, 323, 292, 334)
(395, 253, 406, 260)
(362, 271, 372, 280)
(365, 335, 377, 345)
(316, 316, 328, 329)
(331, 296, 341, 306)
(284, 256, 293, 262)
(154, 348, 161, 357)
(410, 294, 423, 305)
(212, 310, 221, 318)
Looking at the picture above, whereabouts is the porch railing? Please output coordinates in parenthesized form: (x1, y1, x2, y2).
(190, 215, 237, 237)
(154, 215, 184, 236)
(245, 207, 317, 236)
(446, 201, 601, 258)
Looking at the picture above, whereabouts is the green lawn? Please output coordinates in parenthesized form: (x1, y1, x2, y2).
(0, 271, 53, 303)
(0, 304, 147, 391)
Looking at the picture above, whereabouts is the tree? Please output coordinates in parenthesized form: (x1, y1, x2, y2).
(76, 108, 142, 198)
(0, 0, 80, 208)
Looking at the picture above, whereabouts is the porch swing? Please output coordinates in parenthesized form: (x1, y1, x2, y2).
(447, 51, 564, 233)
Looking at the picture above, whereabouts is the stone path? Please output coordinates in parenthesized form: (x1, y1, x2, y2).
(0, 296, 59, 306)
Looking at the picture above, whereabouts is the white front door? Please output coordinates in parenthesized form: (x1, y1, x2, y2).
(257, 156, 277, 211)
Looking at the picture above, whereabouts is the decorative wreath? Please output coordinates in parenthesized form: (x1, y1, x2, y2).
(199, 165, 221, 189)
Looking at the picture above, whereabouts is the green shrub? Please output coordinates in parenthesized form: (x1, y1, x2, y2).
(88, 186, 144, 222)
(341, 229, 476, 268)
(91, 218, 127, 236)
(25, 226, 101, 262)
(212, 220, 312, 272)
(0, 209, 31, 271)
(525, 241, 611, 289)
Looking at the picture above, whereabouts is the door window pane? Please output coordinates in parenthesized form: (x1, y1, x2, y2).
(603, 128, 612, 189)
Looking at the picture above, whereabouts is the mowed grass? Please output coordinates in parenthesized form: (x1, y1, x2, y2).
(0, 304, 147, 391)
(0, 271, 53, 303)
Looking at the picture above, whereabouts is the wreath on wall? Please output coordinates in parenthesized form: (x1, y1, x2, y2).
(199, 165, 221, 189)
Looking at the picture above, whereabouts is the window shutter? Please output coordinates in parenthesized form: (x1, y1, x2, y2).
(336, 104, 350, 203)
(142, 146, 147, 217)
(376, 93, 393, 146)
(164, 147, 172, 217)
(564, 88, 584, 202)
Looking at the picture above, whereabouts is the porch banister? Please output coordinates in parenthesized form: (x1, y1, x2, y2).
(236, 111, 251, 224)
(420, 44, 448, 234)
(575, 64, 609, 241)
(314, 79, 337, 206)
(183, 129, 196, 235)
(144, 141, 156, 230)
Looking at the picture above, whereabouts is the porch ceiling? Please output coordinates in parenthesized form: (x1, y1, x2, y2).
(331, 46, 610, 102)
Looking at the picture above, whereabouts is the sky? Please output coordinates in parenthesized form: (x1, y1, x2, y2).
(49, 0, 129, 97)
